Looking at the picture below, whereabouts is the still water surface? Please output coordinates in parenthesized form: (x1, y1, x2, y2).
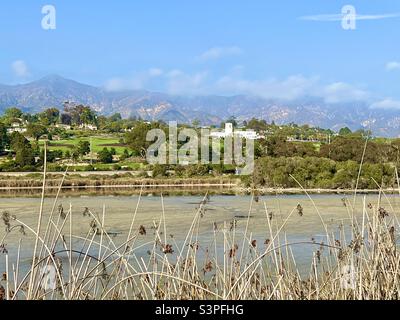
(1, 193, 399, 276)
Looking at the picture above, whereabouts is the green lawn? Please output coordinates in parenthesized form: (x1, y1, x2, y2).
(40, 135, 128, 155)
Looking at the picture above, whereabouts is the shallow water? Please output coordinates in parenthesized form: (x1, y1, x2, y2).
(1, 193, 400, 278)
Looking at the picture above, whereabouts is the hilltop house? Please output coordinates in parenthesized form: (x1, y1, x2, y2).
(286, 137, 321, 143)
(55, 124, 72, 130)
(7, 120, 27, 133)
(210, 123, 263, 140)
(78, 123, 98, 131)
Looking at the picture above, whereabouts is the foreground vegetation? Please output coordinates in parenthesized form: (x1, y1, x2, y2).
(1, 167, 400, 300)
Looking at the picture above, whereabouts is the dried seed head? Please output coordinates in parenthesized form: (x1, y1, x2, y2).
(0, 285, 5, 301)
(203, 261, 213, 274)
(229, 244, 239, 258)
(19, 225, 26, 236)
(0, 244, 8, 255)
(378, 207, 389, 220)
(139, 225, 146, 236)
(162, 244, 174, 254)
(1, 211, 11, 232)
(82, 207, 90, 217)
(316, 250, 321, 263)
(229, 220, 237, 231)
(58, 205, 66, 220)
(296, 204, 304, 217)
(389, 226, 395, 243)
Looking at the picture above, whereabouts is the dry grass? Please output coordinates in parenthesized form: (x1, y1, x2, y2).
(1, 165, 400, 300)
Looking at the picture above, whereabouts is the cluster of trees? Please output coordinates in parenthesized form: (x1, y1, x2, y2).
(0, 130, 123, 172)
(0, 132, 37, 171)
(98, 148, 116, 164)
(254, 136, 400, 164)
(0, 105, 148, 135)
(124, 121, 165, 157)
(0, 122, 8, 152)
(252, 156, 397, 189)
(2, 105, 400, 189)
(61, 104, 97, 126)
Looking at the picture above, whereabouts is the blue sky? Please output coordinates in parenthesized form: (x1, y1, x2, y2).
(1, 0, 400, 108)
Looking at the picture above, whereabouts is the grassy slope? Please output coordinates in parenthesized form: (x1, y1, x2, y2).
(40, 136, 127, 154)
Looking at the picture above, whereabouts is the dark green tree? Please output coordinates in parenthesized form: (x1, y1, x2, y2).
(27, 123, 48, 141)
(3, 107, 23, 120)
(98, 148, 113, 163)
(77, 141, 91, 156)
(339, 127, 352, 136)
(109, 113, 122, 122)
(0, 122, 8, 152)
(125, 122, 162, 158)
(40, 108, 60, 125)
(10, 132, 35, 167)
(120, 148, 130, 161)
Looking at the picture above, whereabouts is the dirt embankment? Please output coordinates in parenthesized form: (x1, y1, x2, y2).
(0, 174, 239, 191)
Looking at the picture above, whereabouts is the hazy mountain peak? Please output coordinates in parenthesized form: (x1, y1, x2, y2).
(0, 75, 398, 137)
(33, 74, 93, 88)
(39, 74, 66, 81)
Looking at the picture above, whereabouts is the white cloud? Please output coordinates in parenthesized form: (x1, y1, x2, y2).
(104, 67, 373, 105)
(198, 46, 242, 61)
(166, 69, 184, 78)
(300, 12, 400, 22)
(104, 68, 163, 91)
(370, 98, 400, 110)
(215, 74, 368, 103)
(386, 61, 400, 71)
(105, 68, 209, 95)
(12, 60, 30, 78)
(166, 70, 208, 95)
(216, 75, 318, 100)
(148, 68, 163, 77)
(104, 78, 127, 91)
(322, 82, 369, 103)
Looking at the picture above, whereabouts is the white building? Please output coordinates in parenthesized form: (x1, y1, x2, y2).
(55, 124, 72, 130)
(210, 123, 262, 140)
(79, 123, 98, 131)
(7, 122, 27, 133)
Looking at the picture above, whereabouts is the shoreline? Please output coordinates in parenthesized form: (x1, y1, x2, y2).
(0, 172, 398, 196)
(0, 184, 399, 197)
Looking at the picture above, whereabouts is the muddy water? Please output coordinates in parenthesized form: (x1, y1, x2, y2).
(1, 194, 400, 277)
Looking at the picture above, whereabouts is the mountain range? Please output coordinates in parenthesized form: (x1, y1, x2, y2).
(0, 75, 399, 137)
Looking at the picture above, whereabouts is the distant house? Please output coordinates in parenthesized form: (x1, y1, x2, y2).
(52, 135, 61, 141)
(7, 120, 27, 133)
(39, 134, 50, 140)
(286, 136, 321, 143)
(210, 123, 262, 140)
(55, 124, 72, 130)
(79, 124, 98, 131)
